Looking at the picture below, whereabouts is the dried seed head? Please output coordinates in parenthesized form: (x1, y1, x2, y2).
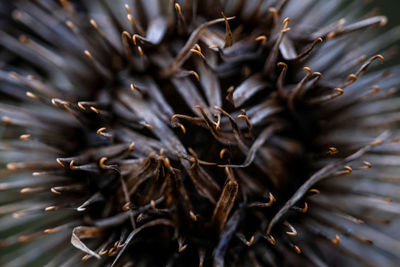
(0, 1, 400, 266)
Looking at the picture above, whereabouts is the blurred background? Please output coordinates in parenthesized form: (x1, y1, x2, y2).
(371, 0, 400, 63)
(375, 0, 400, 28)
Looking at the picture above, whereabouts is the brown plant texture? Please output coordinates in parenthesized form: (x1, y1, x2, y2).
(1, 0, 400, 266)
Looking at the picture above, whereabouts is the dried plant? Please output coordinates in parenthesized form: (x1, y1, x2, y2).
(1, 0, 400, 266)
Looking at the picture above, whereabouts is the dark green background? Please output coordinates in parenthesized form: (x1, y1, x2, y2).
(376, 1, 400, 28)
(374, 1, 400, 63)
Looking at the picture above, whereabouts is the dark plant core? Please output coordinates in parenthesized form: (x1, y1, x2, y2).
(1, 0, 400, 266)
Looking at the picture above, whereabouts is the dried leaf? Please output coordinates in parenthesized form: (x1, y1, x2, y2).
(211, 169, 239, 232)
(71, 226, 103, 259)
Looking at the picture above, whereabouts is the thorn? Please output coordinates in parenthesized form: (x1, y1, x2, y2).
(99, 249, 108, 256)
(237, 110, 253, 134)
(128, 142, 135, 151)
(122, 201, 131, 211)
(190, 71, 200, 81)
(137, 46, 143, 56)
(347, 74, 358, 85)
(20, 188, 31, 194)
(132, 34, 138, 46)
(327, 32, 336, 40)
(301, 202, 309, 213)
(6, 163, 18, 170)
(331, 234, 340, 245)
(143, 123, 154, 130)
(190, 48, 203, 57)
(174, 3, 182, 14)
(108, 247, 116, 256)
(248, 192, 276, 208)
(247, 235, 255, 246)
(99, 157, 108, 169)
(51, 187, 62, 195)
(43, 226, 61, 234)
(293, 244, 301, 254)
(219, 148, 228, 159)
(343, 165, 352, 174)
(77, 206, 86, 212)
(66, 20, 75, 30)
(56, 158, 65, 167)
(96, 127, 108, 137)
(328, 147, 338, 155)
(375, 54, 384, 63)
(282, 17, 291, 32)
(45, 206, 56, 211)
(267, 192, 276, 206)
(380, 17, 388, 26)
(176, 123, 186, 134)
(213, 113, 221, 131)
(361, 161, 372, 169)
(50, 98, 69, 108)
(303, 67, 312, 76)
(89, 19, 98, 29)
(170, 114, 179, 123)
(309, 188, 320, 195)
(126, 14, 145, 36)
(2, 116, 12, 124)
(178, 244, 187, 253)
(19, 134, 31, 141)
(69, 160, 77, 170)
(51, 99, 58, 107)
(293, 202, 308, 213)
(284, 221, 297, 236)
(237, 233, 255, 247)
(226, 85, 235, 103)
(124, 4, 131, 14)
(255, 35, 268, 45)
(174, 2, 187, 29)
(84, 50, 93, 59)
(372, 134, 384, 146)
(335, 88, 344, 95)
(163, 157, 171, 169)
(26, 91, 38, 99)
(313, 72, 322, 78)
(194, 44, 201, 52)
(189, 211, 197, 221)
(81, 255, 91, 262)
(122, 31, 131, 41)
(372, 139, 382, 146)
(150, 200, 156, 210)
(90, 106, 99, 114)
(199, 248, 205, 267)
(265, 234, 276, 245)
(77, 102, 86, 110)
(268, 7, 278, 21)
